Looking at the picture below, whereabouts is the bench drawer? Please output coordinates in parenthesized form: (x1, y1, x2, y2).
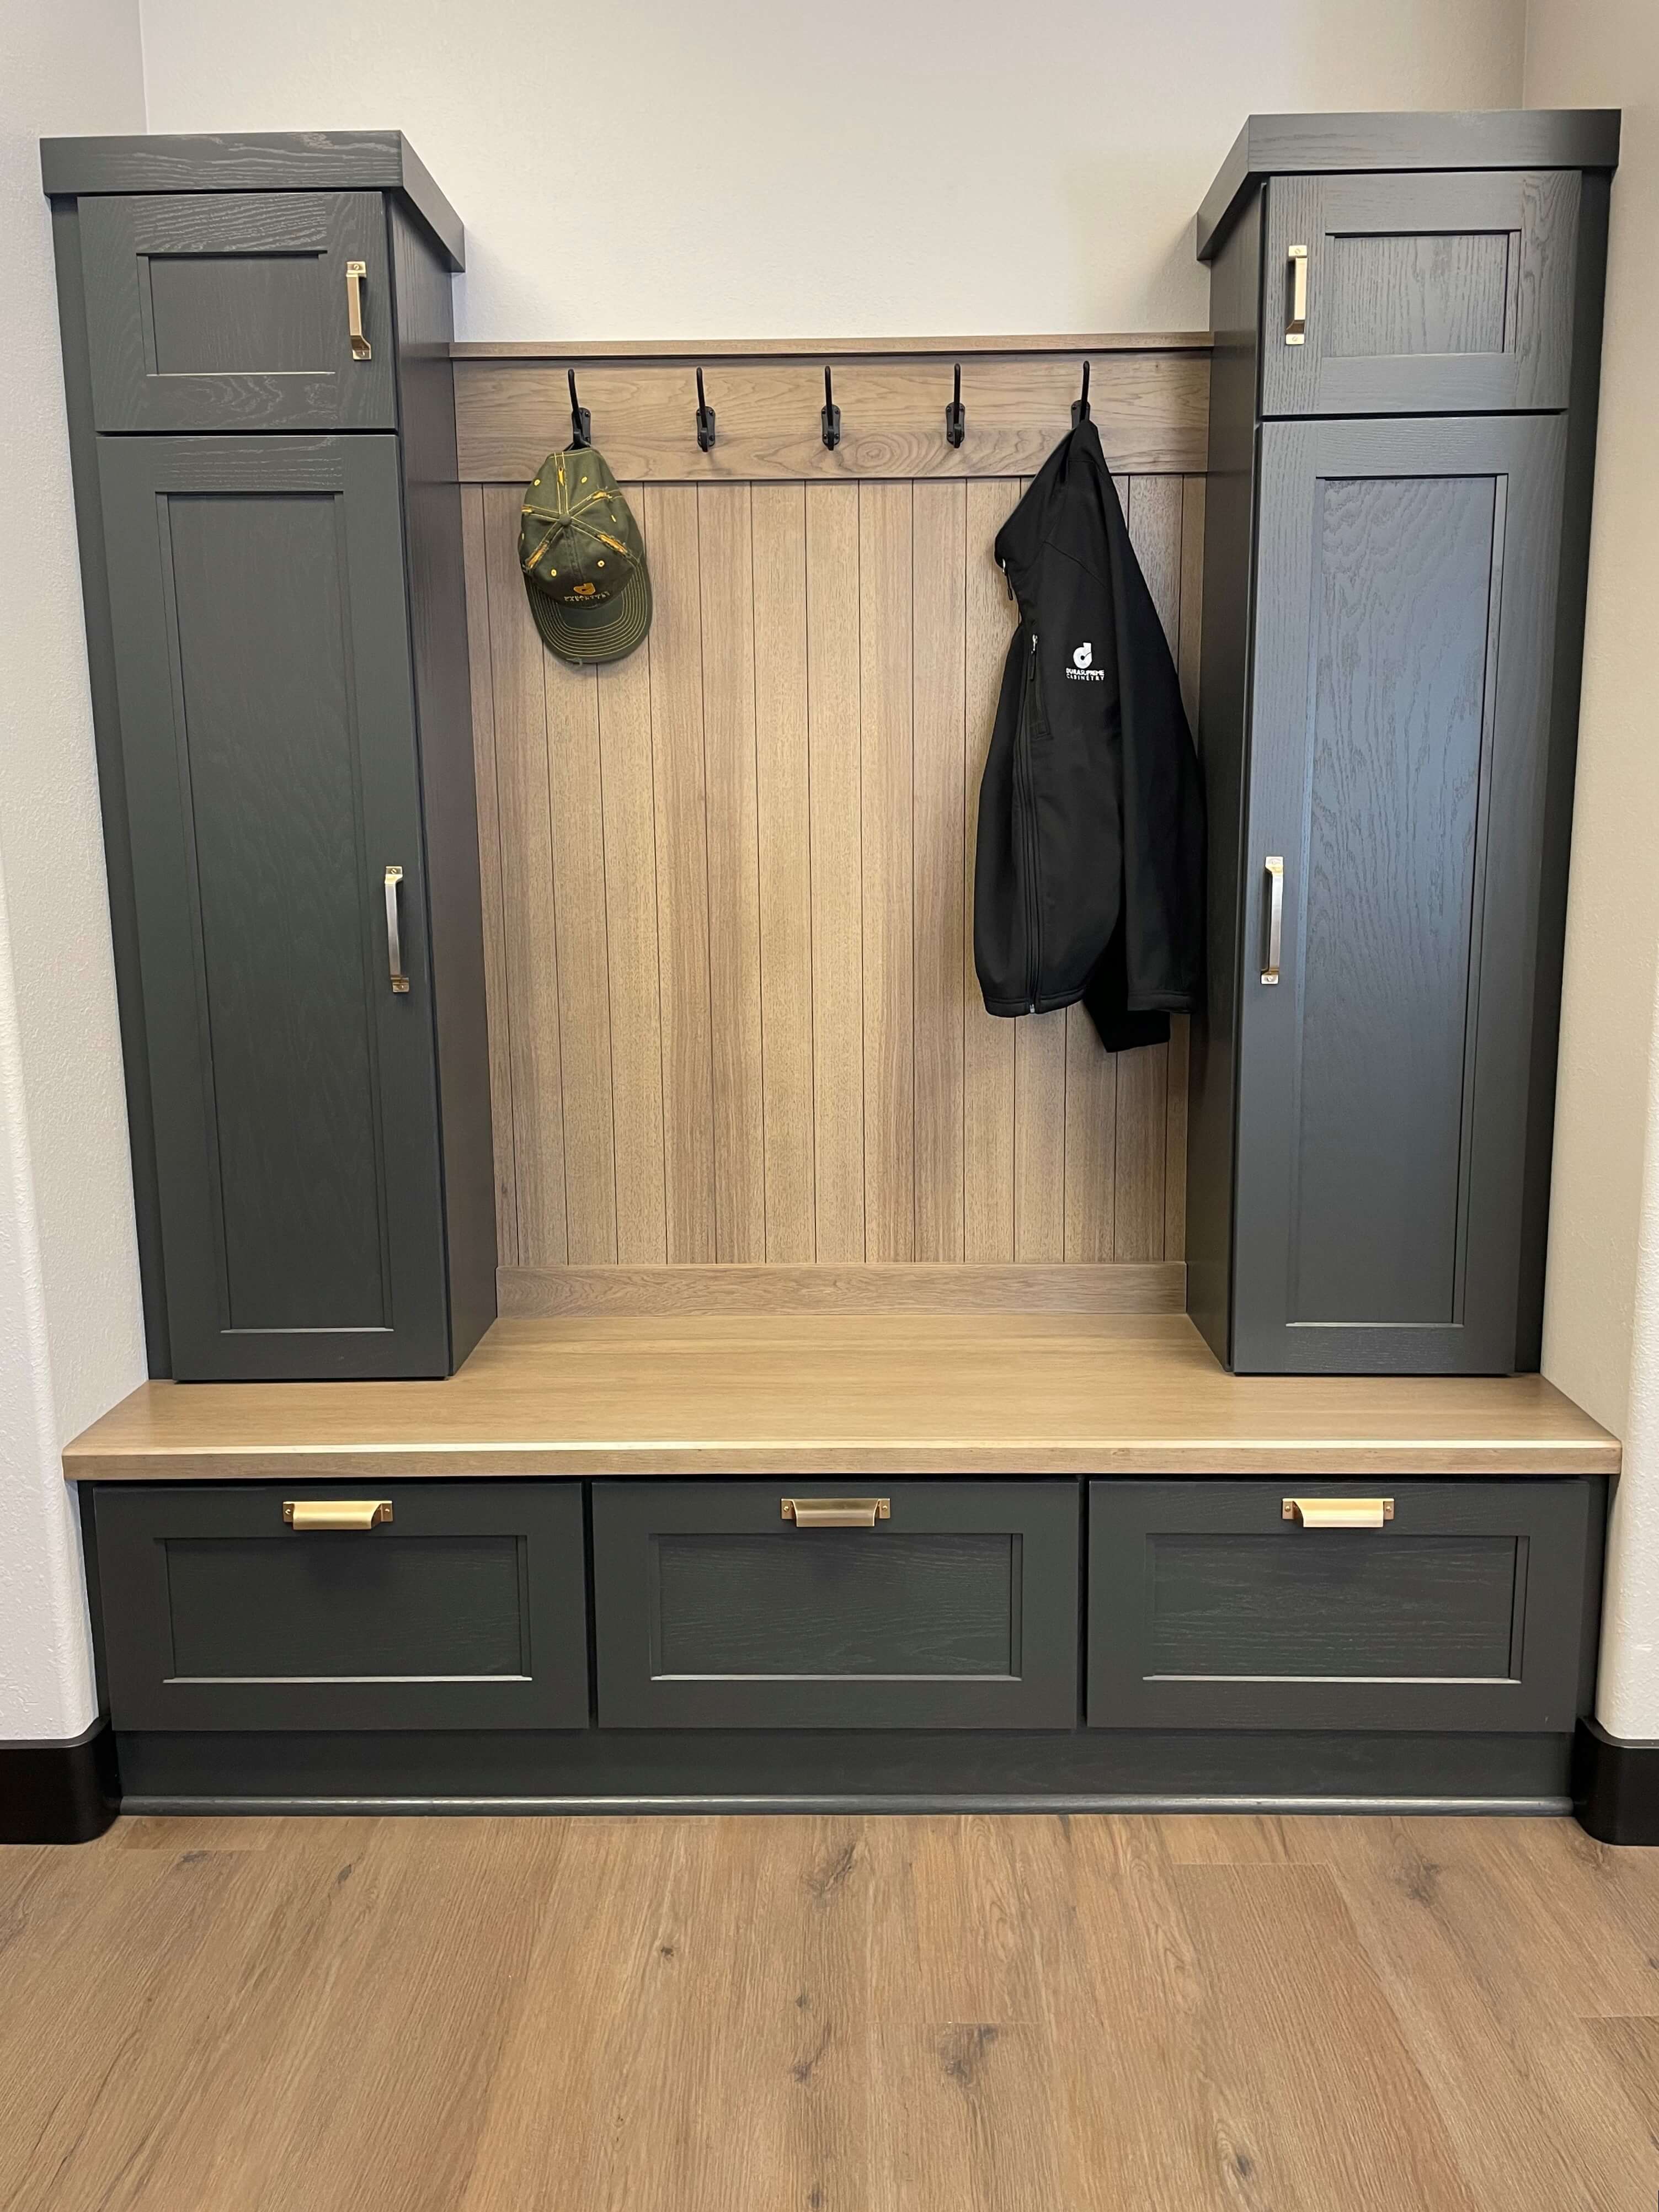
(1087, 1479, 1601, 1732)
(93, 1483, 589, 1731)
(592, 1481, 1079, 1729)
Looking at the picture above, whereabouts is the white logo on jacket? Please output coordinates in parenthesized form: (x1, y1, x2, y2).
(1065, 639, 1106, 682)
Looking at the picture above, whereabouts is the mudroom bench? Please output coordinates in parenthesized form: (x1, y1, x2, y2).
(65, 1303, 1618, 1816)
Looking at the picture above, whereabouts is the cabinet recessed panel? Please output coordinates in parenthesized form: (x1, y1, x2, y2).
(168, 490, 387, 1333)
(1324, 231, 1511, 361)
(147, 252, 328, 376)
(1292, 472, 1495, 1327)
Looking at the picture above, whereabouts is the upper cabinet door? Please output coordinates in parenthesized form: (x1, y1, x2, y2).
(1233, 414, 1567, 1374)
(97, 434, 450, 1379)
(80, 191, 395, 431)
(1261, 170, 1579, 416)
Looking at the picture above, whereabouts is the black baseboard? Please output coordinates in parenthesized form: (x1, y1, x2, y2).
(0, 1718, 119, 1843)
(1573, 1716, 1659, 1843)
(116, 1725, 1574, 1817)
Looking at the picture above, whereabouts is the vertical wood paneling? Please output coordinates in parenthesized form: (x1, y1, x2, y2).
(461, 485, 519, 1267)
(751, 485, 815, 1262)
(806, 483, 865, 1260)
(860, 482, 916, 1261)
(481, 483, 567, 1265)
(911, 481, 966, 1262)
(644, 484, 717, 1262)
(962, 478, 1021, 1261)
(1178, 475, 1206, 733)
(595, 594, 668, 1264)
(545, 657, 616, 1261)
(698, 484, 766, 1261)
(468, 471, 1199, 1281)
(1064, 1004, 1116, 1261)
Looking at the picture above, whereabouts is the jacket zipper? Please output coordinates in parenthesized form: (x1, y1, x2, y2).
(1015, 629, 1043, 1012)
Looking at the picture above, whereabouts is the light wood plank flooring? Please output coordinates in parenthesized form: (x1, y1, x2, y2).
(2, 1813, 1657, 2210)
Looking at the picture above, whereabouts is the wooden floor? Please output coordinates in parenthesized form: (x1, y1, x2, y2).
(2, 1813, 1657, 2210)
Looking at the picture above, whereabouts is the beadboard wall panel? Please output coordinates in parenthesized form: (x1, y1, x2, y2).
(462, 468, 1202, 1275)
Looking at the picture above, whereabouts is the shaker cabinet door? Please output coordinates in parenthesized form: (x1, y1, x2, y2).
(98, 434, 451, 1379)
(1261, 169, 1579, 416)
(79, 190, 395, 431)
(1233, 414, 1567, 1373)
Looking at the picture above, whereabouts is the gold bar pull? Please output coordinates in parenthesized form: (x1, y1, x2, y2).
(345, 259, 371, 360)
(284, 1500, 394, 1531)
(1261, 855, 1284, 984)
(384, 865, 409, 994)
(1285, 243, 1309, 345)
(1283, 1497, 1395, 1530)
(781, 1497, 892, 1528)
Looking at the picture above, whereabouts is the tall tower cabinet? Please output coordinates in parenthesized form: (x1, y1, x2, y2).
(43, 135, 495, 1381)
(1187, 113, 1620, 1374)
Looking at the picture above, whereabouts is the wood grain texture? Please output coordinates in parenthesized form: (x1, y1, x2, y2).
(455, 351, 1209, 482)
(500, 1262, 1185, 1315)
(466, 472, 1198, 1279)
(63, 1311, 1619, 1481)
(4, 1811, 1656, 2212)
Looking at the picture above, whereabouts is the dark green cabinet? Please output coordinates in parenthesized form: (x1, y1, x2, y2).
(1233, 415, 1566, 1373)
(1260, 168, 1579, 416)
(1189, 113, 1617, 1375)
(592, 1481, 1080, 1729)
(46, 135, 493, 1379)
(99, 435, 452, 1376)
(93, 1482, 589, 1731)
(1087, 1478, 1602, 1733)
(79, 190, 396, 431)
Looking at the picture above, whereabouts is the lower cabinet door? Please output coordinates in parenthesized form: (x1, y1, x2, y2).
(1088, 1479, 1600, 1732)
(592, 1481, 1079, 1728)
(93, 1483, 589, 1731)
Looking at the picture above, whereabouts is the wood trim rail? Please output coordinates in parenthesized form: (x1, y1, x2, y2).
(499, 1263, 1187, 1317)
(451, 332, 1213, 360)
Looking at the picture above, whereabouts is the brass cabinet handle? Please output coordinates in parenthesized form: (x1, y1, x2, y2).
(1283, 1497, 1395, 1529)
(284, 1499, 394, 1530)
(1285, 243, 1309, 345)
(1261, 855, 1284, 985)
(345, 259, 372, 360)
(781, 1497, 892, 1527)
(384, 865, 409, 994)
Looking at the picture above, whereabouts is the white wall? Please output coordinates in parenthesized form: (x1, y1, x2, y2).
(0, 0, 148, 1738)
(141, 0, 1523, 340)
(1527, 0, 1659, 1739)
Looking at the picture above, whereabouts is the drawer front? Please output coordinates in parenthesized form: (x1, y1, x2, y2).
(93, 1483, 589, 1731)
(1261, 170, 1578, 416)
(593, 1482, 1079, 1729)
(1088, 1480, 1599, 1732)
(80, 191, 396, 431)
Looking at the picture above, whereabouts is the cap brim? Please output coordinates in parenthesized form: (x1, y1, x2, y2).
(526, 562, 652, 667)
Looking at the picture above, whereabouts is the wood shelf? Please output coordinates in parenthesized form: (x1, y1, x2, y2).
(63, 1313, 1619, 1483)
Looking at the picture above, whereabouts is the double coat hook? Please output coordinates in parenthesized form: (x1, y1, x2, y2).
(821, 366, 841, 451)
(695, 367, 717, 452)
(945, 362, 965, 449)
(1071, 359, 1091, 428)
(568, 368, 591, 449)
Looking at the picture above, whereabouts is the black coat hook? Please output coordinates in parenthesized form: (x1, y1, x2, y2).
(945, 361, 965, 449)
(822, 366, 841, 451)
(1071, 359, 1091, 429)
(568, 368, 591, 449)
(695, 367, 717, 452)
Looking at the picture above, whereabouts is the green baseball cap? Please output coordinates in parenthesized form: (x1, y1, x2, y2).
(519, 445, 652, 666)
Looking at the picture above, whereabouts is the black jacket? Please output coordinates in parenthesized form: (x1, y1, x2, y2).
(973, 420, 1204, 1050)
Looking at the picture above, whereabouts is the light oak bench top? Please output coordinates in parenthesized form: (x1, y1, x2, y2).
(63, 1314, 1619, 1481)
